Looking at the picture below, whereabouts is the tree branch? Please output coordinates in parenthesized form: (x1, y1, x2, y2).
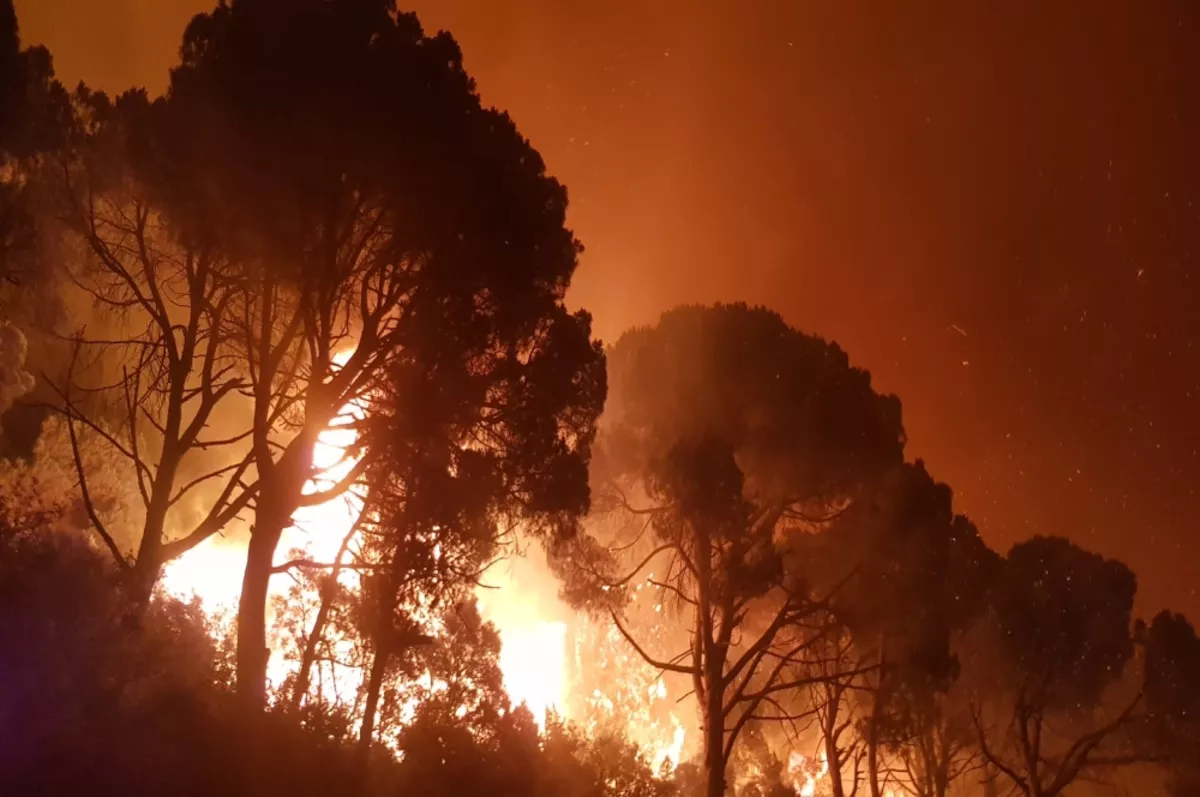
(610, 609, 698, 675)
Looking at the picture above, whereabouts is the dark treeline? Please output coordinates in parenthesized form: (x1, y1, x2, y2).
(0, 2, 1197, 796)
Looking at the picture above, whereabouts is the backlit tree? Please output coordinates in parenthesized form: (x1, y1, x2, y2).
(972, 536, 1144, 797)
(44, 88, 255, 594)
(815, 461, 997, 797)
(147, 0, 604, 707)
(560, 304, 906, 797)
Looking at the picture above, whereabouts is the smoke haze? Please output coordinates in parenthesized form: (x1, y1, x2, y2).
(13, 0, 1200, 619)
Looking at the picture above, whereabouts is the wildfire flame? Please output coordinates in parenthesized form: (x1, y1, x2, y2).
(787, 750, 830, 797)
(159, 361, 615, 740)
(161, 359, 852, 782)
(475, 555, 570, 727)
(160, 404, 890, 789)
(495, 620, 569, 722)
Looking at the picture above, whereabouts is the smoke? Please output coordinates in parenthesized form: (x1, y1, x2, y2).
(0, 321, 33, 416)
(0, 415, 140, 544)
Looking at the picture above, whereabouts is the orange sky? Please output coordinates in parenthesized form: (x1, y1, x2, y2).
(14, 0, 1200, 618)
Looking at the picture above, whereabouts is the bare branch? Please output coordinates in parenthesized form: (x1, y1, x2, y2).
(610, 609, 699, 675)
(57, 346, 130, 571)
(296, 456, 369, 508)
(270, 558, 383, 574)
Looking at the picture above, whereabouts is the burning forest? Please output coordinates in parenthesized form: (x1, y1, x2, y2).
(1, 2, 1199, 796)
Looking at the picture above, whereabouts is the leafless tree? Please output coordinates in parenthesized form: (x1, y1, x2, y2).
(595, 473, 873, 797)
(46, 92, 256, 596)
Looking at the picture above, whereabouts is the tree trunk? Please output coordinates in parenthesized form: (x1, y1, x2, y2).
(932, 729, 950, 797)
(821, 695, 847, 797)
(695, 519, 725, 797)
(236, 516, 285, 709)
(824, 734, 846, 797)
(982, 762, 999, 797)
(126, 455, 181, 609)
(127, 555, 162, 611)
(867, 714, 881, 797)
(931, 756, 947, 797)
(355, 647, 389, 784)
(236, 414, 322, 709)
(702, 680, 726, 797)
(289, 576, 335, 711)
(868, 638, 887, 797)
(289, 522, 359, 711)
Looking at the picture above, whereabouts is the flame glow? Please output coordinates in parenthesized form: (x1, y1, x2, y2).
(788, 750, 830, 797)
(163, 352, 365, 671)
(476, 552, 571, 727)
(157, 354, 834, 782)
(498, 621, 569, 720)
(161, 352, 584, 731)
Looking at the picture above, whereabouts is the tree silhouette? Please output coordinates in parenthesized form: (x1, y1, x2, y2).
(279, 515, 366, 714)
(1144, 610, 1200, 797)
(370, 601, 674, 797)
(726, 723, 798, 797)
(973, 536, 1144, 797)
(817, 461, 997, 797)
(41, 87, 256, 595)
(0, 0, 69, 293)
(4, 1, 1200, 794)
(0, 0, 24, 290)
(145, 0, 603, 708)
(349, 315, 604, 772)
(891, 686, 979, 797)
(804, 618, 866, 797)
(0, 523, 215, 795)
(0, 507, 365, 797)
(563, 304, 905, 797)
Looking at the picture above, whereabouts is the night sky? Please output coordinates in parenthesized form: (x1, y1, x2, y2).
(15, 0, 1200, 618)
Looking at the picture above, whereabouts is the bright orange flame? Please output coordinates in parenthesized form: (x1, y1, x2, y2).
(161, 351, 578, 725)
(162, 352, 691, 771)
(160, 535, 246, 610)
(499, 621, 569, 720)
(788, 750, 830, 797)
(163, 351, 366, 687)
(476, 553, 570, 727)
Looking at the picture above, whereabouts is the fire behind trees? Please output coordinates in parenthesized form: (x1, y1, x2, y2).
(1, 2, 1199, 797)
(11, 0, 605, 714)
